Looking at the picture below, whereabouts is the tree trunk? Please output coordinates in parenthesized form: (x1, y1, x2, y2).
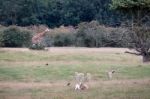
(143, 54, 150, 62)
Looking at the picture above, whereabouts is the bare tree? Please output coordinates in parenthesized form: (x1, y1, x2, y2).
(131, 26, 150, 62)
(111, 0, 150, 62)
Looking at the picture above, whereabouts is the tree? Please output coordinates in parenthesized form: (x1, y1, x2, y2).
(0, 0, 22, 25)
(0, 0, 123, 27)
(111, 0, 150, 62)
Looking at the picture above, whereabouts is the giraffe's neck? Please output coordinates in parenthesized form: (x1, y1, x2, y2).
(32, 29, 49, 44)
(37, 30, 46, 37)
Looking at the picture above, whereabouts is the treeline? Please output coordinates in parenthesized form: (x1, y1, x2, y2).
(0, 21, 131, 48)
(0, 0, 123, 27)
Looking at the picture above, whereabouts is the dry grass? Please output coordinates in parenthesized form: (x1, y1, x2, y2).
(0, 79, 150, 99)
(0, 47, 150, 99)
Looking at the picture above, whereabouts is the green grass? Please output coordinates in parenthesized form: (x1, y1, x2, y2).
(0, 48, 150, 99)
(0, 62, 150, 82)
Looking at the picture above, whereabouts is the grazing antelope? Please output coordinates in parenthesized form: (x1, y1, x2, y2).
(85, 73, 92, 82)
(75, 72, 85, 83)
(75, 83, 81, 90)
(107, 70, 115, 79)
(80, 83, 88, 90)
(75, 82, 89, 90)
(74, 72, 91, 90)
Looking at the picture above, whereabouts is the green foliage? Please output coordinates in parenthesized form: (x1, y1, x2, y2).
(0, 0, 123, 27)
(106, 28, 130, 47)
(76, 21, 105, 47)
(75, 21, 129, 47)
(0, 25, 6, 46)
(0, 30, 3, 46)
(0, 23, 131, 48)
(42, 21, 131, 47)
(130, 26, 150, 53)
(111, 0, 150, 9)
(110, 0, 150, 24)
(111, 0, 150, 62)
(0, 26, 32, 47)
(52, 33, 75, 46)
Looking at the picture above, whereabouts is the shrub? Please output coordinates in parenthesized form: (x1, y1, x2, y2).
(76, 21, 130, 47)
(104, 28, 130, 47)
(53, 33, 75, 46)
(0, 30, 3, 46)
(29, 43, 45, 50)
(0, 26, 32, 47)
(0, 26, 6, 47)
(75, 21, 108, 47)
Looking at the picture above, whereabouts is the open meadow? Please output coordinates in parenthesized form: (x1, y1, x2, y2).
(0, 47, 150, 99)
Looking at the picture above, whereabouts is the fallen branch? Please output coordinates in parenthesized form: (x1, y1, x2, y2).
(124, 51, 141, 56)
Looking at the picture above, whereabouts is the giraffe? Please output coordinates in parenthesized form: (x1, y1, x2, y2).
(32, 28, 50, 45)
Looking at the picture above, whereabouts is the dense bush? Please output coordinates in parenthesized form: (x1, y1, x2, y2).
(0, 23, 131, 48)
(42, 21, 130, 47)
(0, 30, 3, 46)
(75, 21, 130, 47)
(0, 26, 6, 46)
(53, 33, 75, 46)
(0, 26, 32, 47)
(75, 22, 106, 47)
(104, 28, 130, 47)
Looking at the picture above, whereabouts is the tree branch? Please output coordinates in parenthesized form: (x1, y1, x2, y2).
(124, 51, 141, 56)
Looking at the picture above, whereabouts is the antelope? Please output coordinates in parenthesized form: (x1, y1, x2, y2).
(74, 72, 91, 90)
(107, 70, 115, 79)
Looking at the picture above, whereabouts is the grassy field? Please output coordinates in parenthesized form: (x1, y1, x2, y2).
(0, 47, 150, 99)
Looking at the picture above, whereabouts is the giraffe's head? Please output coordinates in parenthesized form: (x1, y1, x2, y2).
(45, 28, 50, 32)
